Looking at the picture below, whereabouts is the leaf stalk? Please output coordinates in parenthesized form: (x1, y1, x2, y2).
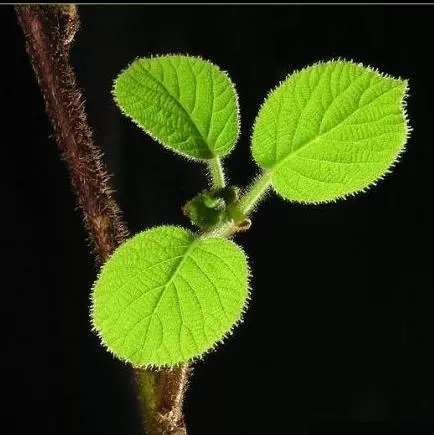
(238, 171, 272, 216)
(208, 156, 226, 189)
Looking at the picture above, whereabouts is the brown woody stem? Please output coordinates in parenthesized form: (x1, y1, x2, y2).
(15, 5, 189, 434)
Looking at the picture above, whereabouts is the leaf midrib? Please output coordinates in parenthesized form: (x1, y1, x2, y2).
(271, 84, 401, 173)
(137, 59, 215, 158)
(149, 237, 200, 318)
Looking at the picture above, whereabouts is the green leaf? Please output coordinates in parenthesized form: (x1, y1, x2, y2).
(251, 60, 410, 203)
(113, 55, 239, 160)
(91, 226, 249, 367)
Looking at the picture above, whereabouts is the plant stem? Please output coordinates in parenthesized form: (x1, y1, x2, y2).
(16, 5, 189, 434)
(238, 170, 272, 216)
(208, 156, 226, 189)
(136, 366, 190, 435)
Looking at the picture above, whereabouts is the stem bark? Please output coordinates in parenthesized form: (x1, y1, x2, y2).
(16, 5, 189, 434)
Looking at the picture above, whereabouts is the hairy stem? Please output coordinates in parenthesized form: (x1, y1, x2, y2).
(16, 5, 189, 434)
(238, 171, 272, 216)
(136, 366, 190, 435)
(208, 156, 226, 189)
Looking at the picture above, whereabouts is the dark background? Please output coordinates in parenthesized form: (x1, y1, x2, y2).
(2, 4, 434, 435)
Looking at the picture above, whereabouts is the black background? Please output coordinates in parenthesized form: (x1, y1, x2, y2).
(2, 4, 434, 435)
